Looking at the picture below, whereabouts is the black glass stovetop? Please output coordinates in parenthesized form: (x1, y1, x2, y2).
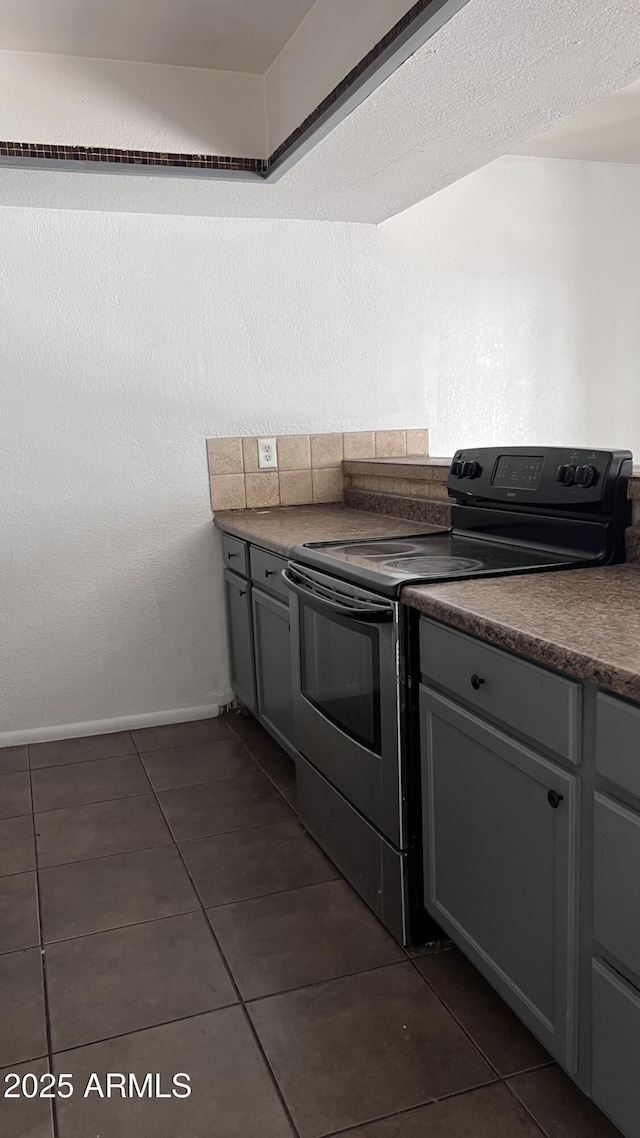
(293, 530, 594, 597)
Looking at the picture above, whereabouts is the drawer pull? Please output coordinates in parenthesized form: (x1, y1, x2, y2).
(470, 674, 485, 691)
(547, 789, 564, 809)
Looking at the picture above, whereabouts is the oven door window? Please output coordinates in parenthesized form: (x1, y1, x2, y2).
(300, 602, 381, 754)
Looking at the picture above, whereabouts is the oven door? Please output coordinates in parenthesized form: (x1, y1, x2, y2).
(283, 562, 402, 846)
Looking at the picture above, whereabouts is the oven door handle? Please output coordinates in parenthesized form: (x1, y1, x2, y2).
(281, 568, 394, 623)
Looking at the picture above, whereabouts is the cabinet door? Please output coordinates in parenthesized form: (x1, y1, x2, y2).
(421, 685, 579, 1069)
(224, 569, 256, 713)
(252, 587, 294, 753)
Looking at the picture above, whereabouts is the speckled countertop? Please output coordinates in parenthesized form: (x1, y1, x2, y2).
(214, 504, 443, 558)
(403, 566, 640, 703)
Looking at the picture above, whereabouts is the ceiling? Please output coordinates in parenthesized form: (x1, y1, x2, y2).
(0, 0, 317, 72)
(520, 77, 640, 165)
(1, 0, 640, 222)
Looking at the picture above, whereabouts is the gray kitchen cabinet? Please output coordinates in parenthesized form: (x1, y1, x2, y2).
(420, 684, 579, 1069)
(221, 538, 296, 759)
(223, 568, 256, 714)
(593, 792, 640, 980)
(592, 958, 640, 1138)
(252, 585, 294, 751)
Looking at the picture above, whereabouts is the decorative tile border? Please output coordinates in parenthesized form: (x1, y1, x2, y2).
(0, 142, 266, 173)
(207, 429, 429, 512)
(0, 1, 457, 177)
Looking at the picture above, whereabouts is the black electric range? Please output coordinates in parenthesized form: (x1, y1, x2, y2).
(283, 447, 633, 946)
(291, 446, 633, 596)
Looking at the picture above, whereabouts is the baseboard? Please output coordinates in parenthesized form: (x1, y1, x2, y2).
(0, 697, 233, 748)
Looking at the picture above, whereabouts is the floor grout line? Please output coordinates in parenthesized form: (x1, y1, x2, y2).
(407, 954, 506, 1080)
(29, 751, 139, 773)
(28, 729, 241, 773)
(32, 788, 156, 817)
(34, 808, 299, 874)
(137, 736, 303, 1138)
(49, 1001, 241, 1057)
(26, 744, 61, 1138)
(199, 873, 342, 912)
(41, 904, 203, 947)
(504, 1077, 554, 1138)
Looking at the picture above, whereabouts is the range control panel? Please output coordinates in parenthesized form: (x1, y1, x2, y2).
(448, 447, 633, 512)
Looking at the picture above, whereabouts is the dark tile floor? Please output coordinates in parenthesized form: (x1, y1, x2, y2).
(0, 715, 620, 1137)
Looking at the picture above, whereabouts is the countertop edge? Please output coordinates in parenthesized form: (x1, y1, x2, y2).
(402, 585, 640, 704)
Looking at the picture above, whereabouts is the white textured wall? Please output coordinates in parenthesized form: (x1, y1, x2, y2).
(264, 0, 413, 152)
(0, 50, 266, 156)
(0, 209, 387, 743)
(379, 155, 640, 459)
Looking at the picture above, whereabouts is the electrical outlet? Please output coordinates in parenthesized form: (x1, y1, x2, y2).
(258, 438, 278, 470)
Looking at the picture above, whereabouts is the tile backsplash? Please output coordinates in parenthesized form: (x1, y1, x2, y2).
(207, 429, 429, 511)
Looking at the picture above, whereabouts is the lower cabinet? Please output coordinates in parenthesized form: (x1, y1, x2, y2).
(252, 586, 294, 752)
(592, 958, 640, 1138)
(420, 685, 579, 1070)
(223, 569, 256, 714)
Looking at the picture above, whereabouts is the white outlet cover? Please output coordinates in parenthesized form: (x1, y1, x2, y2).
(258, 437, 278, 469)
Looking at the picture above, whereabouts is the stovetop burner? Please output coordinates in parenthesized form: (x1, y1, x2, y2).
(383, 555, 485, 575)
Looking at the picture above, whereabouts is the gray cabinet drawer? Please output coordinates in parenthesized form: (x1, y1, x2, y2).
(250, 546, 288, 600)
(221, 534, 249, 577)
(596, 692, 640, 800)
(594, 792, 640, 978)
(419, 618, 580, 762)
(592, 958, 640, 1138)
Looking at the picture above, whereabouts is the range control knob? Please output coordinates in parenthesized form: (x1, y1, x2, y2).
(557, 463, 577, 486)
(576, 464, 597, 488)
(450, 460, 464, 477)
(464, 461, 482, 479)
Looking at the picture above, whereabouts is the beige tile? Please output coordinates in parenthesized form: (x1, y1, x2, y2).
(410, 480, 450, 501)
(393, 479, 414, 496)
(411, 480, 430, 497)
(428, 481, 451, 501)
(343, 432, 376, 460)
(311, 433, 344, 469)
(375, 431, 407, 458)
(406, 429, 430, 456)
(242, 437, 260, 473)
(279, 470, 313, 506)
(245, 473, 280, 508)
(277, 435, 311, 471)
(207, 438, 244, 475)
(363, 477, 381, 492)
(210, 475, 246, 512)
(313, 468, 344, 503)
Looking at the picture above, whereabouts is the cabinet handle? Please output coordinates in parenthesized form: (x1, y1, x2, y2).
(547, 789, 564, 809)
(227, 551, 238, 559)
(264, 569, 274, 577)
(239, 589, 247, 597)
(470, 674, 485, 691)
